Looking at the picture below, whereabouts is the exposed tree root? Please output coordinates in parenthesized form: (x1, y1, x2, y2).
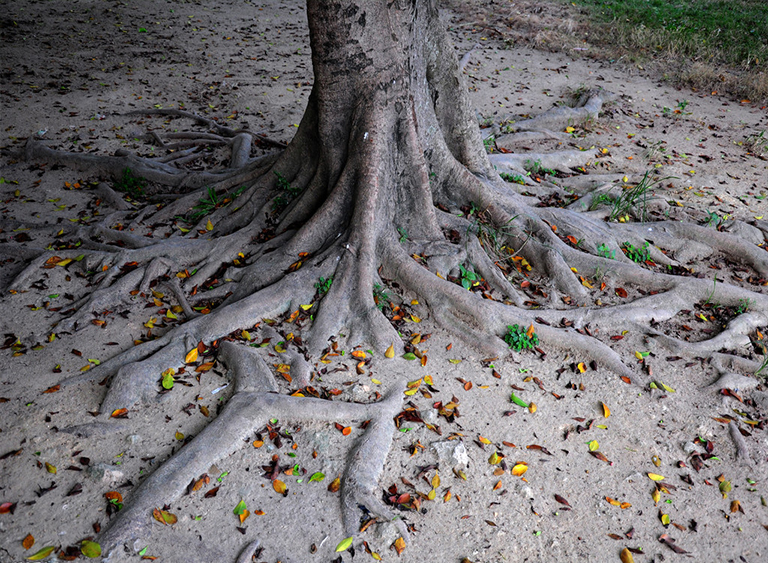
(8, 1, 768, 560)
(96, 341, 405, 559)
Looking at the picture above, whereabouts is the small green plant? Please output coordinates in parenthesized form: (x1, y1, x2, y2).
(373, 283, 390, 310)
(756, 355, 768, 378)
(114, 167, 147, 198)
(525, 159, 556, 177)
(504, 324, 539, 352)
(500, 172, 526, 185)
(183, 185, 247, 223)
(588, 192, 614, 211)
(704, 276, 718, 306)
(272, 171, 302, 211)
(609, 170, 674, 222)
(621, 241, 651, 263)
(705, 210, 729, 228)
(483, 135, 496, 153)
(459, 265, 479, 290)
(736, 298, 753, 314)
(596, 243, 615, 259)
(676, 99, 690, 113)
(314, 277, 333, 295)
(397, 227, 408, 243)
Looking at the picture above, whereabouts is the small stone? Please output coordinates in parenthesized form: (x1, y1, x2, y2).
(682, 441, 699, 454)
(375, 521, 401, 546)
(419, 408, 438, 424)
(86, 463, 124, 486)
(126, 434, 141, 445)
(431, 440, 469, 468)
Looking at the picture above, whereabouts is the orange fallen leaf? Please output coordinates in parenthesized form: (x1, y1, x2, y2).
(273, 480, 287, 495)
(22, 534, 34, 550)
(393, 537, 405, 556)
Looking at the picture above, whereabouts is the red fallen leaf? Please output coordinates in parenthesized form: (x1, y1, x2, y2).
(110, 408, 128, 418)
(615, 287, 628, 298)
(658, 533, 689, 554)
(104, 491, 123, 503)
(610, 335, 624, 341)
(620, 376, 632, 384)
(526, 444, 552, 455)
(554, 494, 571, 507)
(721, 388, 743, 402)
(204, 486, 220, 498)
(607, 533, 623, 540)
(566, 235, 579, 245)
(0, 502, 17, 514)
(42, 385, 61, 394)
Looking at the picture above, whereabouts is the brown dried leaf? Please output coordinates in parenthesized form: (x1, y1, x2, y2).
(328, 477, 341, 493)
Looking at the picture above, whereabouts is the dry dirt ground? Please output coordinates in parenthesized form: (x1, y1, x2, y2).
(2, 1, 768, 562)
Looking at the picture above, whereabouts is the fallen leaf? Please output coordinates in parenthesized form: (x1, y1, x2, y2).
(385, 344, 395, 358)
(554, 494, 570, 507)
(22, 534, 34, 550)
(647, 473, 665, 481)
(45, 462, 56, 474)
(620, 547, 635, 563)
(511, 463, 528, 476)
(336, 537, 354, 552)
(601, 402, 611, 417)
(26, 546, 55, 560)
(273, 480, 287, 495)
(393, 537, 406, 556)
(185, 348, 198, 364)
(81, 540, 101, 559)
(152, 509, 177, 525)
(328, 477, 341, 493)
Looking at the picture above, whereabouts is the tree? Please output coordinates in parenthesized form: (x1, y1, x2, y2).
(9, 0, 768, 560)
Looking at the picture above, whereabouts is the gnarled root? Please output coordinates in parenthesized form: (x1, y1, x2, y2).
(97, 340, 405, 558)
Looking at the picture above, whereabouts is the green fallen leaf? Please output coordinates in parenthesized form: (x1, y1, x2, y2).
(510, 392, 529, 408)
(309, 472, 325, 483)
(26, 546, 55, 560)
(402, 352, 417, 360)
(335, 537, 354, 552)
(233, 499, 246, 515)
(81, 540, 101, 558)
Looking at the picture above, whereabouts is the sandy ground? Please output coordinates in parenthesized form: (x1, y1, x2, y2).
(2, 1, 768, 562)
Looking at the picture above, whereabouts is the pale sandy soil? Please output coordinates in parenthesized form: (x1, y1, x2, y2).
(1, 1, 768, 562)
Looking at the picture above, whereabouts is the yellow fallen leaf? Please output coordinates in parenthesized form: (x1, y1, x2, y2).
(601, 402, 610, 417)
(185, 348, 198, 364)
(647, 473, 665, 481)
(511, 463, 528, 476)
(384, 344, 395, 358)
(652, 488, 660, 504)
(620, 547, 635, 563)
(205, 219, 213, 231)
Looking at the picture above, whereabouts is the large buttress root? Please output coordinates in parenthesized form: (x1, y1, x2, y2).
(8, 0, 768, 560)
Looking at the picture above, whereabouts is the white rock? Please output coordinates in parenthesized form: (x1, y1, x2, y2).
(431, 440, 469, 468)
